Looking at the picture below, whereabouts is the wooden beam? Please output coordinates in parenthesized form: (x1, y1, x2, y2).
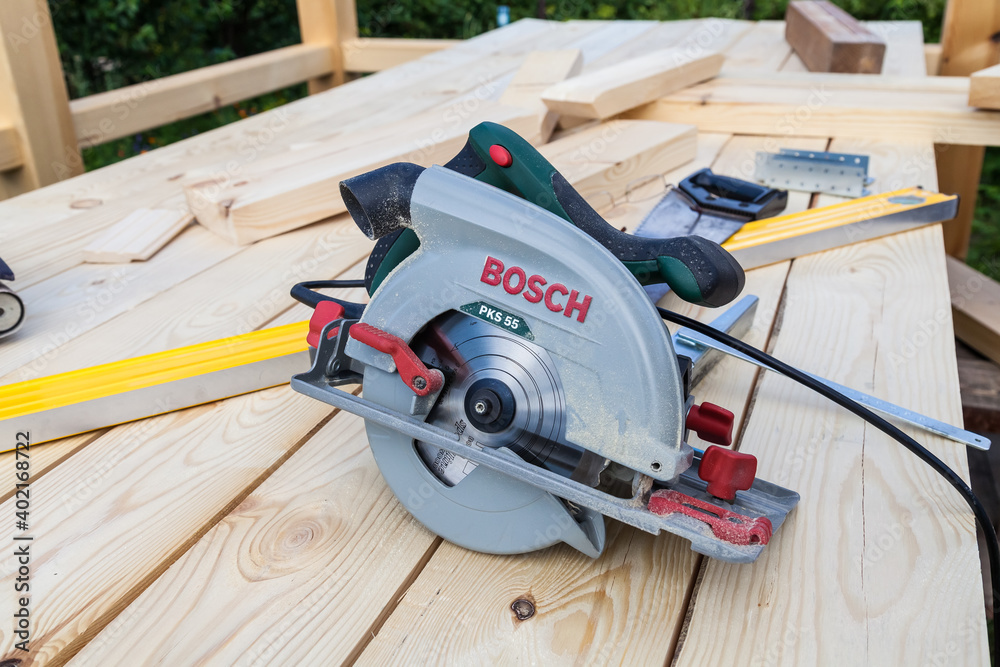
(70, 44, 334, 147)
(342, 37, 460, 73)
(296, 0, 358, 92)
(621, 72, 1000, 146)
(970, 63, 1000, 109)
(0, 126, 22, 172)
(81, 208, 193, 264)
(785, 1, 886, 73)
(500, 49, 583, 143)
(937, 0, 1000, 259)
(0, 0, 83, 195)
(542, 49, 723, 120)
(925, 44, 943, 75)
(948, 255, 1000, 367)
(939, 0, 1000, 77)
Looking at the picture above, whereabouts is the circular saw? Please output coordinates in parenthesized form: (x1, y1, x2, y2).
(290, 122, 799, 563)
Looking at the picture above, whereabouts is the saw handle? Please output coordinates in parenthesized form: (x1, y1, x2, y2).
(444, 122, 744, 307)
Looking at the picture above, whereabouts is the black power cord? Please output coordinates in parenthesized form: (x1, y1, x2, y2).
(658, 306, 999, 663)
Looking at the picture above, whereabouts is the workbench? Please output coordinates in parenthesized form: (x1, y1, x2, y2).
(0, 19, 988, 665)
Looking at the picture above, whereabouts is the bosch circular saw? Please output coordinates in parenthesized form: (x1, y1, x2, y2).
(290, 122, 799, 563)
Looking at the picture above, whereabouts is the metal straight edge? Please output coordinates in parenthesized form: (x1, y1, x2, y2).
(675, 329, 991, 451)
(725, 196, 959, 271)
(0, 351, 310, 451)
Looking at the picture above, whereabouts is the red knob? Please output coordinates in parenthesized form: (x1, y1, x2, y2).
(698, 445, 758, 501)
(489, 144, 513, 168)
(686, 402, 735, 447)
(306, 300, 346, 348)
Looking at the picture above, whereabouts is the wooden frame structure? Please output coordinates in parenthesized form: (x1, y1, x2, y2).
(0, 0, 995, 257)
(0, 0, 454, 200)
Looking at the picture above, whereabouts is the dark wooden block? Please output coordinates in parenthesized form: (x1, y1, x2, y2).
(785, 1, 887, 74)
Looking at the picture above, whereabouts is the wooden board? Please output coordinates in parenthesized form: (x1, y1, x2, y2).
(82, 208, 194, 263)
(70, 45, 335, 146)
(948, 255, 1000, 367)
(342, 38, 459, 73)
(622, 72, 1000, 146)
(0, 126, 20, 172)
(970, 64, 1000, 109)
(785, 1, 886, 73)
(500, 50, 583, 143)
(542, 49, 723, 119)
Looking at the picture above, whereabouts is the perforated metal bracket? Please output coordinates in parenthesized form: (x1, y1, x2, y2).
(755, 148, 874, 198)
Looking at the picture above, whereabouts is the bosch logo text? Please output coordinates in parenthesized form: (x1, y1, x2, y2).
(479, 256, 593, 323)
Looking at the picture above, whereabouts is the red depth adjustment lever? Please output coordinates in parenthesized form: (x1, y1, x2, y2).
(699, 445, 758, 501)
(349, 323, 444, 397)
(686, 402, 735, 446)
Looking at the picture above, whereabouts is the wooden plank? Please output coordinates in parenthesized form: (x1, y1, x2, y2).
(940, 0, 1000, 77)
(0, 224, 240, 383)
(970, 64, 1000, 109)
(0, 126, 21, 172)
(184, 102, 539, 244)
(948, 255, 1000, 367)
(926, 44, 943, 75)
(621, 72, 1000, 146)
(936, 143, 984, 258)
(674, 223, 988, 666)
(723, 21, 793, 72)
(785, 1, 886, 73)
(296, 0, 357, 92)
(342, 37, 461, 73)
(0, 0, 83, 196)
(0, 385, 336, 663)
(70, 44, 335, 147)
(0, 217, 370, 383)
(542, 48, 723, 120)
(500, 50, 583, 144)
(539, 120, 697, 204)
(82, 208, 193, 263)
(870, 21, 926, 77)
(958, 351, 1000, 433)
(70, 410, 441, 665)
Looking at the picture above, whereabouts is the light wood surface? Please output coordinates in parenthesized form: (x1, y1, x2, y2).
(939, 0, 1000, 77)
(296, 0, 358, 92)
(542, 49, 723, 120)
(501, 50, 583, 143)
(622, 71, 1000, 146)
(784, 1, 886, 73)
(82, 209, 194, 264)
(970, 64, 1000, 109)
(70, 45, 335, 146)
(342, 37, 460, 73)
(0, 19, 984, 665)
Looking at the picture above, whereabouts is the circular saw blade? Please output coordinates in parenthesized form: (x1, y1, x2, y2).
(411, 311, 585, 486)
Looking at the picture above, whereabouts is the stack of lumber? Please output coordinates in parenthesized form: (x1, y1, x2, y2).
(0, 18, 988, 665)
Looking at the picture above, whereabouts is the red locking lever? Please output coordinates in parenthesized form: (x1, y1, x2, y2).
(349, 323, 444, 397)
(686, 402, 735, 446)
(306, 301, 346, 348)
(698, 445, 758, 501)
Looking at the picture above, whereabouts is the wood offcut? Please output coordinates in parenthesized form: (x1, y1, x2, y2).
(785, 0, 886, 73)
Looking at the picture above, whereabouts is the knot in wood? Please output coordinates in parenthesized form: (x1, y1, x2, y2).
(511, 597, 535, 621)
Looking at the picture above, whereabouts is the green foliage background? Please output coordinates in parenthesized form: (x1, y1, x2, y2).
(49, 0, 997, 278)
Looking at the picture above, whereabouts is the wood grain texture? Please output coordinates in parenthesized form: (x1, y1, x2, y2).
(948, 255, 1000, 367)
(0, 386, 335, 663)
(622, 72, 1000, 146)
(81, 208, 193, 263)
(0, 0, 82, 196)
(500, 50, 583, 143)
(70, 45, 335, 147)
(970, 64, 1000, 109)
(785, 1, 886, 73)
(342, 37, 460, 73)
(542, 48, 723, 119)
(71, 411, 441, 666)
(674, 224, 988, 666)
(295, 0, 357, 91)
(723, 21, 793, 72)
